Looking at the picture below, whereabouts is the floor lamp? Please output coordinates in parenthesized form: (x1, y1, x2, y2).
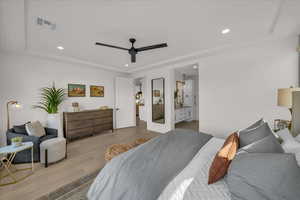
(6, 100, 21, 130)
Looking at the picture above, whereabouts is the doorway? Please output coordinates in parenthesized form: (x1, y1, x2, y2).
(134, 77, 147, 128)
(174, 64, 199, 131)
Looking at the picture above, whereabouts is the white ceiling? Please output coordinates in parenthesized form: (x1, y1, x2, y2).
(1, 0, 300, 73)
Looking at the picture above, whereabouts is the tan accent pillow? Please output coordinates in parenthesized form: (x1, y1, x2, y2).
(25, 121, 46, 137)
(208, 132, 239, 184)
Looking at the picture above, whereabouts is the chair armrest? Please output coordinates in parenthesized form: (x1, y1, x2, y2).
(45, 128, 58, 137)
(6, 132, 40, 146)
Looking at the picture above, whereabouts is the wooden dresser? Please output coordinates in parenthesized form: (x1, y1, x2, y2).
(63, 109, 113, 141)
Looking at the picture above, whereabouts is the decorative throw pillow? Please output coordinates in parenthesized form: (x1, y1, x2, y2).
(238, 133, 284, 155)
(13, 124, 28, 135)
(244, 118, 264, 130)
(226, 153, 300, 200)
(208, 132, 239, 184)
(239, 122, 272, 147)
(25, 121, 46, 137)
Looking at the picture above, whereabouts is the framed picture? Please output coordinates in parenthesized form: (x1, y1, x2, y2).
(274, 119, 291, 132)
(90, 85, 104, 97)
(153, 90, 160, 97)
(68, 84, 86, 97)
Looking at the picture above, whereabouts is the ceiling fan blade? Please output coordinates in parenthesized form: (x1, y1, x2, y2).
(95, 42, 129, 51)
(131, 53, 136, 63)
(137, 43, 168, 52)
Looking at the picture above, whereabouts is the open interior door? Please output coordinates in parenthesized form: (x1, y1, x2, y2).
(115, 77, 136, 129)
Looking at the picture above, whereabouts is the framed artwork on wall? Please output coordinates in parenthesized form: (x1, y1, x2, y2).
(90, 85, 104, 97)
(153, 90, 160, 97)
(68, 84, 86, 97)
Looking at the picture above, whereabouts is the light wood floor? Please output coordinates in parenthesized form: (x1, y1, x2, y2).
(0, 120, 199, 200)
(175, 120, 199, 131)
(0, 122, 159, 200)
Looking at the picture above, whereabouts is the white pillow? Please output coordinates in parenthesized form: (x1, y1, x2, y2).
(25, 121, 46, 137)
(277, 128, 297, 144)
(277, 128, 300, 152)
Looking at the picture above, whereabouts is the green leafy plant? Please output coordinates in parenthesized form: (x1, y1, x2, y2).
(33, 83, 65, 114)
(11, 137, 22, 143)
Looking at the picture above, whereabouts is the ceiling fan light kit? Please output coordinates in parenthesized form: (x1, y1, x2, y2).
(95, 38, 168, 63)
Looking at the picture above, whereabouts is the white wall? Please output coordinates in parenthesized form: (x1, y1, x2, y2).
(198, 36, 299, 138)
(0, 53, 126, 145)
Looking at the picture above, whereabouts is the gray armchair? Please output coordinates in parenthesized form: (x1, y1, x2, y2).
(6, 127, 58, 163)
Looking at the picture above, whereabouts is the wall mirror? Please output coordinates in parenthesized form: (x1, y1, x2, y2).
(152, 78, 165, 124)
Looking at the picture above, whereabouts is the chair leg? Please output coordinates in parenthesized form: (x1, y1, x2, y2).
(45, 149, 48, 168)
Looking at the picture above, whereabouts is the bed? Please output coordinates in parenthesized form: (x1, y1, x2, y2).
(87, 124, 300, 200)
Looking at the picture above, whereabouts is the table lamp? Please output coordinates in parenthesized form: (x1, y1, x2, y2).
(6, 100, 21, 130)
(277, 87, 300, 115)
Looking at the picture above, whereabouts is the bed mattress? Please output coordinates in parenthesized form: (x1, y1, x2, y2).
(158, 137, 231, 200)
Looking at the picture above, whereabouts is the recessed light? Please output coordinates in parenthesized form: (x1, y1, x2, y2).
(57, 46, 64, 50)
(222, 28, 230, 34)
(193, 65, 198, 69)
(125, 64, 129, 67)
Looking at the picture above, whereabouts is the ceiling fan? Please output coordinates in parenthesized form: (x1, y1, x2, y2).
(95, 38, 168, 63)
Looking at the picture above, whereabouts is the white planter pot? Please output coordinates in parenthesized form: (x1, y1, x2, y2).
(47, 113, 63, 137)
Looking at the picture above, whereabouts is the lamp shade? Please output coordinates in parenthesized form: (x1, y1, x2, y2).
(278, 88, 300, 108)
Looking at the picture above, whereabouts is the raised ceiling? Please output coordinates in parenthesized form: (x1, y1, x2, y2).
(1, 0, 300, 73)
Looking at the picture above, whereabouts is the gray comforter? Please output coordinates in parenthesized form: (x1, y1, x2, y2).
(87, 129, 212, 200)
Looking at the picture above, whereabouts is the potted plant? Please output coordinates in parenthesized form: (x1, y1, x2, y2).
(33, 83, 65, 133)
(11, 137, 23, 147)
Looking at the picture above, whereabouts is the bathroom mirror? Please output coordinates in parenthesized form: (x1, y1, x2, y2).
(152, 78, 165, 124)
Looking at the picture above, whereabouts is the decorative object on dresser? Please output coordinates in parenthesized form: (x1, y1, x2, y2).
(100, 106, 109, 110)
(6, 100, 21, 130)
(90, 85, 104, 97)
(72, 102, 80, 112)
(68, 84, 86, 97)
(63, 109, 113, 141)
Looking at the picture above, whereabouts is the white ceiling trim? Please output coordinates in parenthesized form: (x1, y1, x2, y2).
(128, 33, 298, 74)
(0, 49, 128, 73)
(26, 50, 128, 73)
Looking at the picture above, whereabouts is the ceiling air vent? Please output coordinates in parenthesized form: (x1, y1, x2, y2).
(36, 17, 56, 30)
